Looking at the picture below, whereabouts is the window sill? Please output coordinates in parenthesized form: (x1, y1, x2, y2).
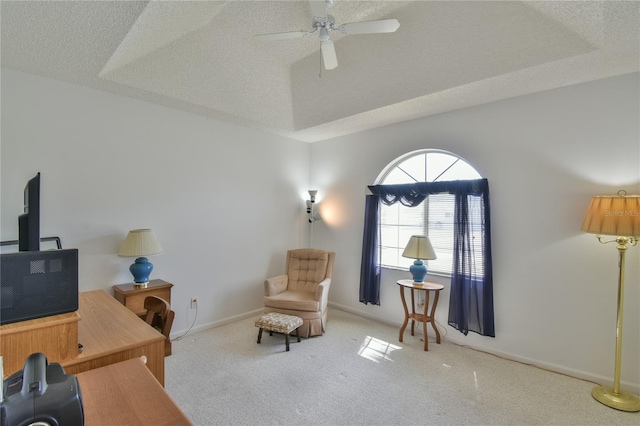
(381, 265, 451, 279)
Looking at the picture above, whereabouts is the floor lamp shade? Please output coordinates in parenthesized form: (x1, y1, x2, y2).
(402, 235, 437, 283)
(581, 193, 640, 236)
(581, 191, 640, 412)
(118, 229, 164, 286)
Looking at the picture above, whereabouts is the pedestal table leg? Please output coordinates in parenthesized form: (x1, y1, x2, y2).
(430, 290, 442, 344)
(399, 286, 409, 343)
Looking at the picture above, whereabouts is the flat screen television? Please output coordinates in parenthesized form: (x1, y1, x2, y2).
(18, 172, 40, 251)
(0, 249, 79, 324)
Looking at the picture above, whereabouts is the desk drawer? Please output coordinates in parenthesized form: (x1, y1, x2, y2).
(124, 289, 171, 317)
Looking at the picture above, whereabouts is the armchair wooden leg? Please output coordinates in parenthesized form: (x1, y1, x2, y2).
(296, 328, 301, 342)
(257, 328, 263, 344)
(285, 333, 290, 351)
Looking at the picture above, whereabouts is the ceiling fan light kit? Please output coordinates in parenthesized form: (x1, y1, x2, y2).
(255, 0, 400, 70)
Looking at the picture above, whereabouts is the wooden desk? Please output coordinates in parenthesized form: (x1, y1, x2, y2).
(397, 279, 444, 351)
(0, 311, 81, 377)
(1, 290, 165, 385)
(61, 290, 166, 385)
(76, 358, 192, 425)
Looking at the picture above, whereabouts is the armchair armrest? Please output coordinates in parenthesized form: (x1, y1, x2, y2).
(315, 278, 332, 310)
(264, 274, 288, 296)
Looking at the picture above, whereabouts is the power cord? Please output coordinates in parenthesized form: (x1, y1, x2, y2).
(172, 301, 198, 342)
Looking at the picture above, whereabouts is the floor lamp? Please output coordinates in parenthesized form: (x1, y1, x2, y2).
(581, 190, 640, 412)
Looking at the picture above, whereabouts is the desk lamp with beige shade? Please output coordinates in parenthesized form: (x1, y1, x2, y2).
(118, 229, 163, 288)
(401, 235, 437, 285)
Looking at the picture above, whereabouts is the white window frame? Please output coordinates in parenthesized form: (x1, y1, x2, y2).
(374, 149, 482, 276)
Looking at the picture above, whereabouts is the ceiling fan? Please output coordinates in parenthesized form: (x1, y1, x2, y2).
(254, 0, 400, 70)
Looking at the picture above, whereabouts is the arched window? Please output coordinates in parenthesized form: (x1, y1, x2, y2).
(375, 149, 482, 276)
(361, 152, 494, 336)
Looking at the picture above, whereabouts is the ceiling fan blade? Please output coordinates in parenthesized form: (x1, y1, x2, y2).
(321, 41, 338, 70)
(254, 31, 310, 41)
(309, 0, 327, 19)
(341, 18, 400, 35)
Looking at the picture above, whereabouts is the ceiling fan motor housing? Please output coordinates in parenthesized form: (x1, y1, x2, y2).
(313, 14, 336, 29)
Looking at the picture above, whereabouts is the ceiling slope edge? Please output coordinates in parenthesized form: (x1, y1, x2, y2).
(100, 0, 229, 77)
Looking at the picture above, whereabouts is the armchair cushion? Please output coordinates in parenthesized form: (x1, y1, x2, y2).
(264, 290, 319, 312)
(287, 249, 329, 293)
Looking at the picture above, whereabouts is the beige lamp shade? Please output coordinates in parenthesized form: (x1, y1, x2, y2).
(581, 192, 640, 237)
(402, 235, 437, 260)
(118, 229, 164, 257)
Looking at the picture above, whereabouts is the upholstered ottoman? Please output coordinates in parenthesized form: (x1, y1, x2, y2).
(255, 312, 303, 351)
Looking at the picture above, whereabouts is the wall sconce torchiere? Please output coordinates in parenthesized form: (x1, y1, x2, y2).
(307, 189, 321, 223)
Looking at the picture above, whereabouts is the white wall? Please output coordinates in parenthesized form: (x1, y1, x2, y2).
(310, 73, 640, 392)
(2, 68, 639, 393)
(1, 68, 311, 334)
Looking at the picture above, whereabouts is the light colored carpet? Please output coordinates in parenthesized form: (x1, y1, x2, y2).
(165, 308, 638, 425)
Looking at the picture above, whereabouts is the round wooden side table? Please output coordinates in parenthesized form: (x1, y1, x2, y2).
(397, 279, 444, 351)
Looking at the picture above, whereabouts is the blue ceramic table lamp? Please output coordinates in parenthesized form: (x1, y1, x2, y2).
(118, 229, 163, 287)
(402, 235, 437, 284)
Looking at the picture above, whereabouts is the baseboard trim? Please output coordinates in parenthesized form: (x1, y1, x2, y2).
(171, 308, 263, 339)
(328, 302, 640, 394)
(328, 301, 403, 328)
(442, 334, 640, 394)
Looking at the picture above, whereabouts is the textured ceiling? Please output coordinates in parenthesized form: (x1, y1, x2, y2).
(2, 1, 639, 142)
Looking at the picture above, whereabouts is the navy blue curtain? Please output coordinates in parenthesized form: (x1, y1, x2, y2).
(359, 195, 380, 305)
(358, 179, 495, 337)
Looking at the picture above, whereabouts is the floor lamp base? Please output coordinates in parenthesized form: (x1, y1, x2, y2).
(592, 385, 640, 412)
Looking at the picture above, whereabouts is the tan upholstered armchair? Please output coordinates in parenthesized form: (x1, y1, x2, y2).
(263, 249, 335, 338)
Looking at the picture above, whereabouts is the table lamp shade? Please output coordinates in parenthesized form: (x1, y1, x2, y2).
(402, 235, 436, 260)
(402, 235, 436, 283)
(118, 229, 163, 285)
(118, 229, 164, 257)
(581, 194, 640, 236)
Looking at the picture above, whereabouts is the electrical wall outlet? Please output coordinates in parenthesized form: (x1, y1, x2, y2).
(190, 298, 197, 309)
